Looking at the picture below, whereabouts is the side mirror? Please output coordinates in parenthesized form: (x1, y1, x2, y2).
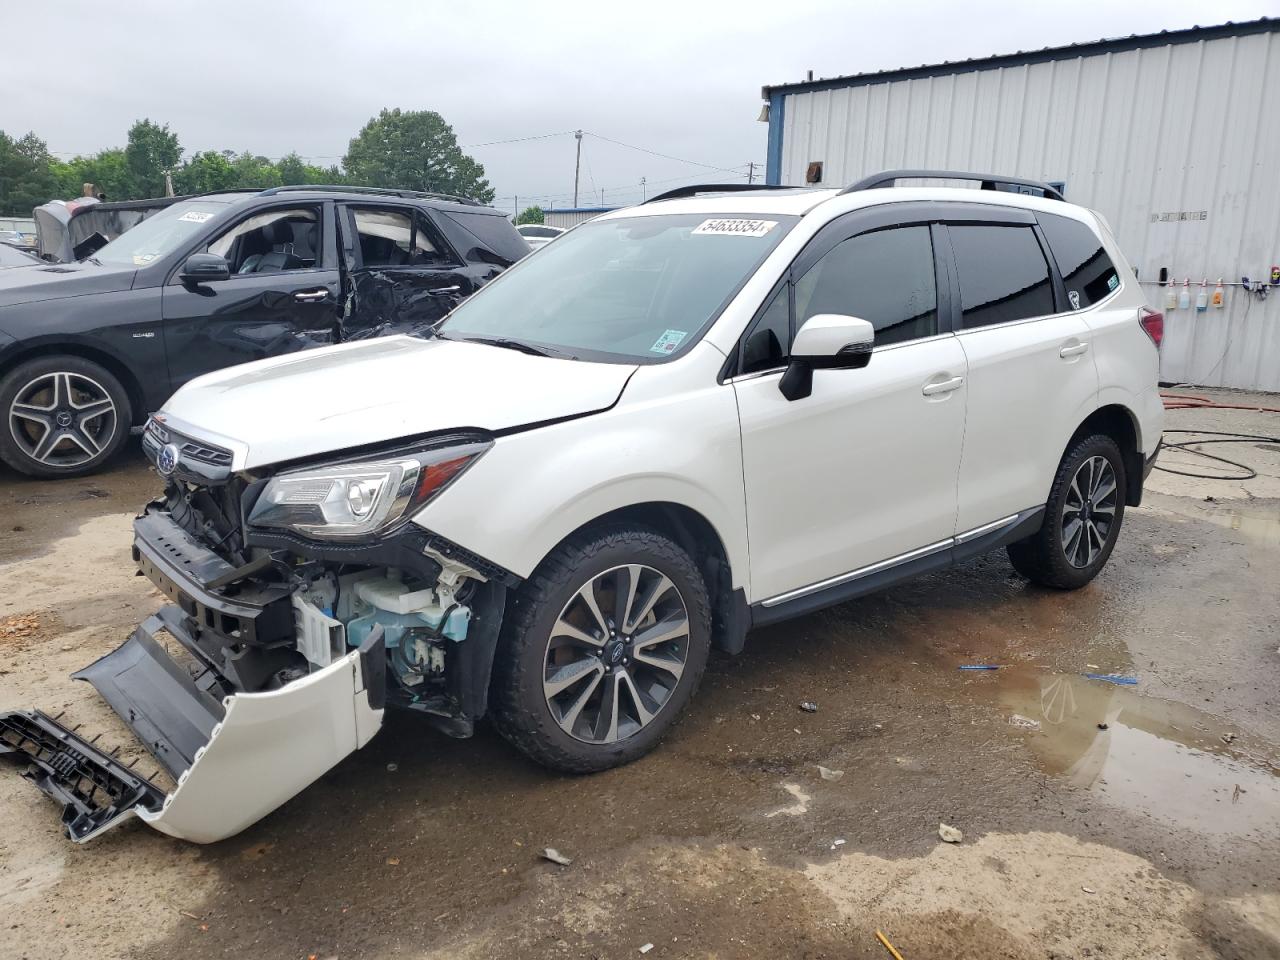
(779, 314, 875, 401)
(180, 253, 230, 285)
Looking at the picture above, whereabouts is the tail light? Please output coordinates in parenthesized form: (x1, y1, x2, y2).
(1139, 306, 1164, 348)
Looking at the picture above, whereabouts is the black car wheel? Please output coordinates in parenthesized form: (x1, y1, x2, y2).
(1007, 433, 1126, 590)
(490, 525, 712, 773)
(0, 356, 133, 478)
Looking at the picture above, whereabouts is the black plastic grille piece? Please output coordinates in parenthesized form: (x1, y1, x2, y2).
(0, 711, 165, 842)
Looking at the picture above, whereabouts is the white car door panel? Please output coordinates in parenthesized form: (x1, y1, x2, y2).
(946, 221, 1099, 532)
(735, 337, 967, 602)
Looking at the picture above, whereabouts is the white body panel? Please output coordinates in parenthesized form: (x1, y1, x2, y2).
(161, 335, 635, 469)
(416, 342, 752, 591)
(954, 311, 1098, 531)
(734, 336, 967, 601)
(134, 650, 383, 844)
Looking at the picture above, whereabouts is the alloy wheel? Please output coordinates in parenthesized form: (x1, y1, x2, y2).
(542, 563, 690, 744)
(1060, 455, 1118, 568)
(8, 371, 117, 468)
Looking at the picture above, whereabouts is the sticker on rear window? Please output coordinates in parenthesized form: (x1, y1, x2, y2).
(178, 211, 214, 223)
(1107, 274, 1119, 291)
(650, 329, 688, 354)
(691, 218, 777, 238)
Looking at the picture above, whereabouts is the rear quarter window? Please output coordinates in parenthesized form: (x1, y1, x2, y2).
(1038, 212, 1119, 309)
(435, 210, 530, 266)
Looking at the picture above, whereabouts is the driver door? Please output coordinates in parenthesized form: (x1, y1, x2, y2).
(161, 202, 341, 390)
(732, 212, 968, 608)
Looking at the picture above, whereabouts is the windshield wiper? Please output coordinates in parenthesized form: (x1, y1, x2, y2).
(454, 335, 560, 358)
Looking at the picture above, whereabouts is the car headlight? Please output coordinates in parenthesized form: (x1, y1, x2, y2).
(248, 441, 491, 539)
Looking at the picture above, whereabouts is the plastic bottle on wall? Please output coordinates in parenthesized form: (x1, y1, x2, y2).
(1177, 279, 1191, 310)
(1195, 279, 1209, 312)
(1211, 279, 1225, 308)
(1164, 281, 1178, 310)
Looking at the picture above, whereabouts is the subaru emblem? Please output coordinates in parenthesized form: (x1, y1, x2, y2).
(157, 443, 180, 476)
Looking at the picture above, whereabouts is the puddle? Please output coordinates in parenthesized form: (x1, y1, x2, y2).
(1147, 496, 1280, 550)
(995, 671, 1280, 838)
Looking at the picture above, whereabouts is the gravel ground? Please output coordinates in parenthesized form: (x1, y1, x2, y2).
(1, 388, 1277, 960)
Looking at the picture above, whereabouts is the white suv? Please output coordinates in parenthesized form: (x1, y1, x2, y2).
(3, 170, 1164, 843)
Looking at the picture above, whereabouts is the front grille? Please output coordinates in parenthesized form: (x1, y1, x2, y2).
(144, 418, 234, 468)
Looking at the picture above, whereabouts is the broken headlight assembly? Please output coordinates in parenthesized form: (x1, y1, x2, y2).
(248, 440, 491, 540)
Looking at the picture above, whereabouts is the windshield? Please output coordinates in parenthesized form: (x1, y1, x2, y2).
(91, 199, 231, 267)
(440, 213, 796, 362)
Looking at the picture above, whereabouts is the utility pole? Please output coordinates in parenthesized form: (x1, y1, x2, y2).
(513, 195, 518, 222)
(640, 176, 646, 201)
(572, 130, 583, 207)
(164, 170, 175, 197)
(747, 161, 756, 185)
(600, 188, 604, 206)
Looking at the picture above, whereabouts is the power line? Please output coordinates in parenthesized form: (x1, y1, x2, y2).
(582, 131, 747, 175)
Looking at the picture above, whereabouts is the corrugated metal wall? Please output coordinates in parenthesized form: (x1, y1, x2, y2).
(545, 208, 618, 230)
(775, 28, 1280, 391)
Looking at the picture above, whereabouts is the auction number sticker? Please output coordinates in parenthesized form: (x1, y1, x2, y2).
(692, 218, 777, 238)
(178, 211, 215, 223)
(650, 329, 688, 354)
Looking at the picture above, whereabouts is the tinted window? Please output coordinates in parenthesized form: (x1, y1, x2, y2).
(950, 225, 1055, 328)
(518, 225, 561, 239)
(350, 207, 453, 268)
(437, 210, 530, 266)
(740, 284, 790, 374)
(1038, 212, 1119, 309)
(794, 226, 937, 346)
(209, 206, 320, 273)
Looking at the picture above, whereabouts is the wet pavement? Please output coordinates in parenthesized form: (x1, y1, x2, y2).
(1, 391, 1278, 959)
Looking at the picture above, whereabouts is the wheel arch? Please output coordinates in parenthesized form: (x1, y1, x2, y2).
(1069, 403, 1144, 506)
(0, 341, 148, 426)
(530, 501, 749, 656)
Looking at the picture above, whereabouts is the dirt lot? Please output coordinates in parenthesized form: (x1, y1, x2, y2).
(1, 388, 1278, 960)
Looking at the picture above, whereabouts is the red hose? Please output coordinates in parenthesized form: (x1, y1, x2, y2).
(1161, 392, 1280, 413)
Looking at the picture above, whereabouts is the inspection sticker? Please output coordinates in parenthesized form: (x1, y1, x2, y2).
(650, 329, 688, 354)
(178, 211, 215, 223)
(692, 218, 777, 238)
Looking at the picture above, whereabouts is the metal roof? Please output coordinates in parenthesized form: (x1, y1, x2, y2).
(762, 17, 1279, 99)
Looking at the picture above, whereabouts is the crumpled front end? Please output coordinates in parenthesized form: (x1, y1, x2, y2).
(2, 422, 510, 843)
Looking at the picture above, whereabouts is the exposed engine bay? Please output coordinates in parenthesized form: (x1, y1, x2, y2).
(0, 433, 513, 844)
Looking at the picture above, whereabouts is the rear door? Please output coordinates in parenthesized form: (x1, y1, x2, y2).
(161, 202, 341, 389)
(945, 207, 1099, 532)
(338, 204, 477, 340)
(733, 207, 968, 605)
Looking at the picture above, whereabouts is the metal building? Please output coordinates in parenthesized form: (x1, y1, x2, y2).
(761, 18, 1280, 391)
(544, 206, 618, 230)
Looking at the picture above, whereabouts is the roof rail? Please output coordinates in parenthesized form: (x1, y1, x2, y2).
(255, 184, 484, 206)
(839, 169, 1065, 202)
(644, 183, 803, 204)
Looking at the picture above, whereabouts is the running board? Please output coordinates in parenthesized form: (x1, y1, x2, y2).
(0, 711, 165, 842)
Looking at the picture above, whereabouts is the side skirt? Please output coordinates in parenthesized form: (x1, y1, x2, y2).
(751, 507, 1045, 627)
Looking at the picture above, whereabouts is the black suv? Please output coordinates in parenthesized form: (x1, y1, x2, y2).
(0, 185, 529, 478)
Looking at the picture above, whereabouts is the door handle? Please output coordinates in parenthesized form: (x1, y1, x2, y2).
(1059, 342, 1090, 358)
(429, 285, 462, 296)
(294, 289, 331, 302)
(922, 376, 964, 397)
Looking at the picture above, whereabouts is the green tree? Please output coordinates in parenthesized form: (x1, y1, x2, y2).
(173, 150, 238, 195)
(516, 205, 545, 225)
(343, 108, 494, 202)
(0, 130, 60, 214)
(124, 119, 182, 198)
(227, 152, 283, 189)
(51, 148, 132, 201)
(276, 151, 343, 186)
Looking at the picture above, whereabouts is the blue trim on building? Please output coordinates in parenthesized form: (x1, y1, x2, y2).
(761, 17, 1277, 99)
(765, 91, 785, 186)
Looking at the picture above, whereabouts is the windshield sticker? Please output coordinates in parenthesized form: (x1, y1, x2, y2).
(132, 254, 157, 265)
(691, 218, 777, 238)
(178, 211, 215, 223)
(650, 329, 688, 355)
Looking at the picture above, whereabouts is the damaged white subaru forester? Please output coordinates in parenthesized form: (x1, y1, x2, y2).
(2, 171, 1164, 843)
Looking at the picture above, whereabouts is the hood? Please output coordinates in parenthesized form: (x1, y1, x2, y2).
(0, 260, 138, 306)
(161, 336, 637, 469)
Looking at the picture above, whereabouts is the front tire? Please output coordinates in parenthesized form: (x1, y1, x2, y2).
(490, 525, 712, 773)
(0, 356, 133, 479)
(1007, 433, 1126, 590)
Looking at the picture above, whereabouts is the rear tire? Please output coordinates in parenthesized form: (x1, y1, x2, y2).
(490, 525, 711, 773)
(1007, 434, 1126, 590)
(0, 356, 133, 479)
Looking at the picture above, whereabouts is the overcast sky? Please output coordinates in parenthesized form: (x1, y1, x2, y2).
(4, 0, 1272, 211)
